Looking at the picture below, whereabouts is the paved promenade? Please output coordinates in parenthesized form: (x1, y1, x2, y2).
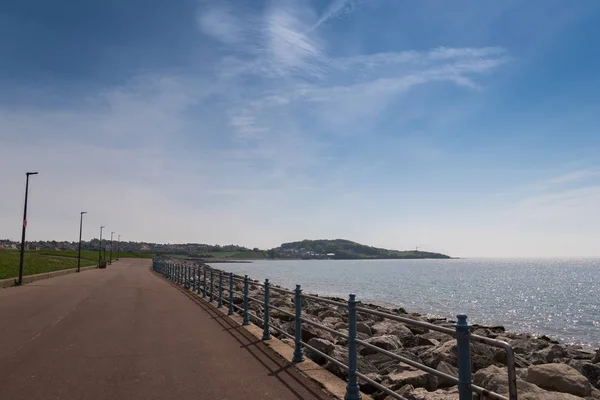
(0, 259, 334, 400)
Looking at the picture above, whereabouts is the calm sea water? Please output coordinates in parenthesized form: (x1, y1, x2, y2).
(208, 258, 600, 347)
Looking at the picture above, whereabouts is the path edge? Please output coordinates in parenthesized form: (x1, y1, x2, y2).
(0, 264, 99, 289)
(150, 265, 374, 400)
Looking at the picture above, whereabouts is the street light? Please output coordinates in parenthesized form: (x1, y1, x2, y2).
(117, 235, 121, 260)
(77, 212, 87, 273)
(18, 172, 38, 286)
(109, 232, 114, 265)
(99, 226, 105, 267)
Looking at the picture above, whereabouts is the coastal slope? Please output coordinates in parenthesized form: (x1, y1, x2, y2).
(271, 239, 450, 260)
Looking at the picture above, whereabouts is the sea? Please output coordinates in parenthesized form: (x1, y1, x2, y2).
(208, 258, 600, 347)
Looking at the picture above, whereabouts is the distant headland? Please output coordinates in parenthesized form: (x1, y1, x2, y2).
(0, 238, 450, 260)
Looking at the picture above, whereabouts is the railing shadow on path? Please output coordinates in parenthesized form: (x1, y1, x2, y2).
(155, 267, 336, 400)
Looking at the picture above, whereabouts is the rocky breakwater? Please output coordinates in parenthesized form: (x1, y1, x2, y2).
(234, 279, 600, 400)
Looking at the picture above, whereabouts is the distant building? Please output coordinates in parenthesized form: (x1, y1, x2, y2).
(326, 253, 335, 257)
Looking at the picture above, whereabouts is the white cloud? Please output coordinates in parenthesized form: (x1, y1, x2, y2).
(196, 5, 244, 45)
(311, 0, 360, 31)
(0, 0, 520, 255)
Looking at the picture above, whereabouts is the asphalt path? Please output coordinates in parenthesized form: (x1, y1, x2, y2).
(0, 259, 334, 400)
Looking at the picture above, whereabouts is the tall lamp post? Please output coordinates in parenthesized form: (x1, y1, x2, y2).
(18, 172, 38, 285)
(98, 226, 105, 267)
(117, 235, 121, 260)
(77, 212, 87, 272)
(109, 232, 114, 265)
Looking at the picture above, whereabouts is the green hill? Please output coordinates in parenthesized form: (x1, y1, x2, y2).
(271, 239, 450, 260)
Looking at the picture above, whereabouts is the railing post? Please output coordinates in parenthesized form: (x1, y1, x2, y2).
(197, 267, 201, 295)
(202, 266, 207, 298)
(228, 272, 234, 315)
(292, 284, 304, 363)
(218, 270, 223, 308)
(345, 293, 361, 400)
(193, 266, 197, 292)
(262, 279, 271, 340)
(209, 268, 214, 302)
(186, 266, 190, 289)
(242, 275, 250, 326)
(456, 314, 472, 400)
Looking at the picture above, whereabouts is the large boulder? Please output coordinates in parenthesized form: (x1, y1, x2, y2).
(384, 385, 459, 400)
(436, 361, 458, 388)
(474, 365, 584, 400)
(383, 367, 438, 391)
(325, 345, 378, 379)
(526, 363, 592, 397)
(474, 365, 541, 395)
(419, 331, 454, 344)
(371, 321, 414, 339)
(365, 349, 423, 375)
(356, 322, 372, 335)
(319, 309, 344, 320)
(359, 335, 403, 356)
(510, 337, 550, 355)
(581, 363, 600, 389)
(420, 340, 457, 369)
(299, 318, 335, 343)
(593, 349, 600, 364)
(305, 337, 335, 364)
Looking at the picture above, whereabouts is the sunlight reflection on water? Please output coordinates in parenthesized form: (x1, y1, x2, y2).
(209, 258, 600, 347)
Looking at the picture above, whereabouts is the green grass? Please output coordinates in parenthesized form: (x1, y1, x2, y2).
(169, 251, 267, 260)
(0, 249, 154, 280)
(193, 251, 267, 260)
(37, 250, 154, 260)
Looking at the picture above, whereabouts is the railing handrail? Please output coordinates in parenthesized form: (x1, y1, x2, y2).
(152, 260, 518, 400)
(301, 293, 348, 308)
(355, 305, 456, 336)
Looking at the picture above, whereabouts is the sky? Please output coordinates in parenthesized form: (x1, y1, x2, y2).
(1, 0, 600, 258)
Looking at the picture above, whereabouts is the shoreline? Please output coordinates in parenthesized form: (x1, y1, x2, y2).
(243, 278, 600, 399)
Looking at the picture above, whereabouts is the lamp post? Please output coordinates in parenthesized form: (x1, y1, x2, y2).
(99, 226, 105, 267)
(77, 212, 87, 273)
(117, 235, 121, 260)
(109, 232, 114, 265)
(18, 172, 38, 285)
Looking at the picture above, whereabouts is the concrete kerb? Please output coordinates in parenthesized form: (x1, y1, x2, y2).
(0, 264, 99, 289)
(152, 265, 373, 400)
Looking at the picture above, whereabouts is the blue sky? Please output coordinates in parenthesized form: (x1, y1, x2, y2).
(1, 0, 600, 257)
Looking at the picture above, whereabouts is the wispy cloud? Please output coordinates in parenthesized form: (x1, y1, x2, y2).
(544, 169, 600, 185)
(261, 1, 326, 78)
(311, 0, 361, 31)
(196, 5, 245, 45)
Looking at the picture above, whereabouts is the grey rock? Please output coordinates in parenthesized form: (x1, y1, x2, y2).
(356, 321, 372, 335)
(384, 367, 438, 391)
(319, 309, 344, 320)
(359, 335, 404, 356)
(526, 363, 592, 397)
(305, 337, 335, 364)
(384, 385, 460, 400)
(371, 321, 414, 339)
(420, 340, 457, 369)
(593, 349, 600, 364)
(436, 361, 458, 388)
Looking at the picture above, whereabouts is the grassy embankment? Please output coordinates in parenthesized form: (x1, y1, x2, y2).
(0, 249, 153, 280)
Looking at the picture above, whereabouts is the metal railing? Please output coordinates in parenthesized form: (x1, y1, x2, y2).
(153, 260, 517, 400)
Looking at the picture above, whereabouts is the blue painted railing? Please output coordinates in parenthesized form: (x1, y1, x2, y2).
(153, 260, 517, 400)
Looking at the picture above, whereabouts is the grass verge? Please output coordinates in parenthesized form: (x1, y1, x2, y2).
(0, 249, 154, 280)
